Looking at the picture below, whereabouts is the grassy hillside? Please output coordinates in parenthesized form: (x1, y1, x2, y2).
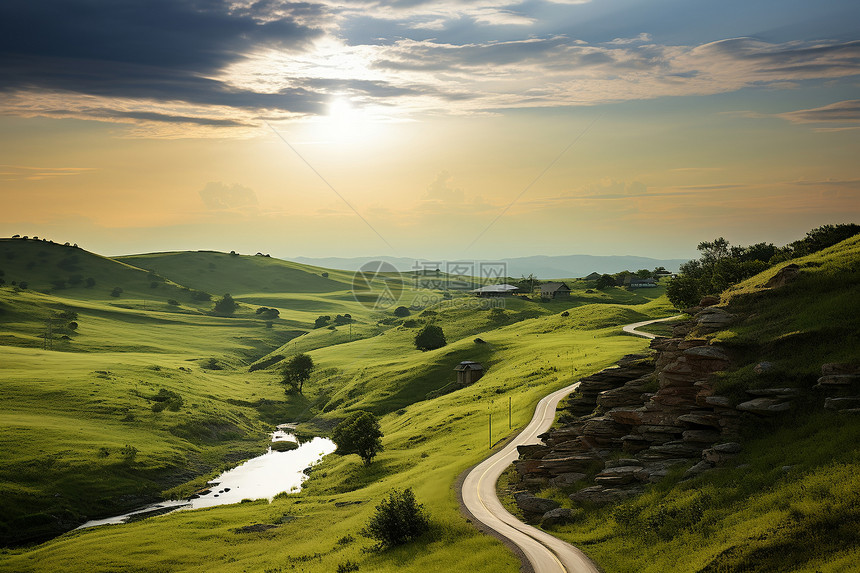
(0, 239, 676, 570)
(533, 234, 860, 572)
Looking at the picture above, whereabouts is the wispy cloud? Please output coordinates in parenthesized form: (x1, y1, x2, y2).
(0, 165, 97, 181)
(776, 100, 860, 123)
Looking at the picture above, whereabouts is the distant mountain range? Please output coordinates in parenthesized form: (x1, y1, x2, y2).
(292, 254, 688, 279)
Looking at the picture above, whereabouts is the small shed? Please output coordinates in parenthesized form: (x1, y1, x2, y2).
(541, 282, 571, 299)
(584, 272, 602, 281)
(455, 361, 484, 385)
(471, 284, 520, 297)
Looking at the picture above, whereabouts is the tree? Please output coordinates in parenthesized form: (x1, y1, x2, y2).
(110, 286, 123, 297)
(394, 306, 411, 317)
(314, 315, 331, 328)
(517, 273, 539, 294)
(666, 275, 702, 310)
(281, 353, 314, 393)
(635, 269, 652, 279)
(595, 274, 615, 289)
(414, 324, 446, 351)
(361, 488, 429, 549)
(332, 410, 383, 466)
(256, 306, 280, 320)
(213, 293, 237, 315)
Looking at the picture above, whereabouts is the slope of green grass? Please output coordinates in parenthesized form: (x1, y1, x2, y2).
(0, 296, 666, 572)
(116, 250, 355, 295)
(533, 234, 860, 572)
(0, 241, 678, 569)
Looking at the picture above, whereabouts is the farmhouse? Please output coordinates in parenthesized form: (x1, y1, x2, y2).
(471, 284, 520, 297)
(455, 361, 484, 385)
(540, 282, 571, 299)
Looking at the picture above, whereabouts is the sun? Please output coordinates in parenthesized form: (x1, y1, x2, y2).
(321, 97, 364, 143)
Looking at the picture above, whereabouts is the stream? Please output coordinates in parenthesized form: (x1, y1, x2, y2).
(77, 425, 335, 529)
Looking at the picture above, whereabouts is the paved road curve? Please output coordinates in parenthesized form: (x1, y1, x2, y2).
(460, 315, 682, 573)
(622, 314, 684, 339)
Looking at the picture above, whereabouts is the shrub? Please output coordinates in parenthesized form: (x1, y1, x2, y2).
(167, 299, 179, 306)
(110, 286, 123, 297)
(414, 325, 446, 351)
(213, 293, 237, 315)
(190, 290, 212, 301)
(361, 488, 429, 549)
(332, 411, 383, 466)
(393, 306, 410, 317)
(321, 272, 329, 278)
(337, 561, 359, 573)
(68, 321, 78, 330)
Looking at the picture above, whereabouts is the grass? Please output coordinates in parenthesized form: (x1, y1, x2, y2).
(0, 239, 675, 570)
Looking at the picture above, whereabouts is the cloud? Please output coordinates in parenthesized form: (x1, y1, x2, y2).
(199, 182, 259, 211)
(0, 165, 96, 182)
(424, 171, 465, 203)
(1, 0, 858, 135)
(776, 100, 860, 124)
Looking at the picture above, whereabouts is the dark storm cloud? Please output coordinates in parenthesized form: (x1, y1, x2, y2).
(0, 0, 327, 113)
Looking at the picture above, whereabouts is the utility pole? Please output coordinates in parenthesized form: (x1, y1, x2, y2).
(509, 396, 512, 429)
(488, 408, 492, 450)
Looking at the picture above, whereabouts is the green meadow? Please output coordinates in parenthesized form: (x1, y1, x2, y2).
(0, 238, 673, 571)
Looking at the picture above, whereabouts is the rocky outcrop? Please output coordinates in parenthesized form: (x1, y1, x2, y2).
(511, 312, 851, 517)
(764, 264, 800, 288)
(514, 492, 559, 515)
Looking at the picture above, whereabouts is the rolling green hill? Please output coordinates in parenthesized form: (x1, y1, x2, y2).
(0, 238, 674, 569)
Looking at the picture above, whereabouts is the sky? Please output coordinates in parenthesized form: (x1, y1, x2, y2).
(1, 0, 858, 261)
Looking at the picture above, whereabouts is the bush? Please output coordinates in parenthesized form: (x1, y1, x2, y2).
(414, 324, 446, 351)
(394, 306, 411, 317)
(361, 488, 429, 549)
(167, 299, 179, 306)
(110, 286, 123, 297)
(213, 293, 238, 315)
(190, 290, 212, 301)
(332, 411, 383, 466)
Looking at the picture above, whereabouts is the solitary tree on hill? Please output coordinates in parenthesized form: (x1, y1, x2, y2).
(414, 324, 446, 351)
(281, 353, 314, 393)
(332, 410, 383, 466)
(213, 293, 237, 315)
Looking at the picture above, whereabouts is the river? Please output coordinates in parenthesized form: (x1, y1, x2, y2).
(77, 426, 335, 529)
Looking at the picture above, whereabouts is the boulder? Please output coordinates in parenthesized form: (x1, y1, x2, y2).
(682, 429, 722, 443)
(570, 486, 641, 505)
(549, 472, 588, 488)
(677, 412, 722, 428)
(594, 466, 640, 486)
(821, 363, 860, 376)
(540, 455, 601, 475)
(517, 444, 550, 458)
(605, 458, 642, 469)
(702, 442, 741, 464)
(763, 264, 799, 288)
(824, 396, 860, 412)
(514, 492, 560, 515)
(699, 295, 720, 307)
(633, 459, 688, 483)
(736, 397, 792, 415)
(816, 375, 860, 387)
(704, 396, 732, 408)
(753, 361, 775, 374)
(684, 460, 714, 479)
(745, 388, 801, 398)
(541, 507, 575, 527)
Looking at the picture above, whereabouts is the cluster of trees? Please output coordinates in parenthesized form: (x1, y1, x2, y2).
(314, 314, 352, 328)
(255, 306, 280, 320)
(666, 224, 860, 309)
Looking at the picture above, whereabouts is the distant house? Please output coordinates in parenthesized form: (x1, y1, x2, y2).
(471, 284, 520, 297)
(629, 278, 657, 288)
(541, 282, 571, 299)
(584, 272, 602, 281)
(653, 271, 673, 279)
(455, 361, 484, 385)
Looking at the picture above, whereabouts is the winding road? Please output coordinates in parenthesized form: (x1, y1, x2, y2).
(460, 314, 683, 573)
